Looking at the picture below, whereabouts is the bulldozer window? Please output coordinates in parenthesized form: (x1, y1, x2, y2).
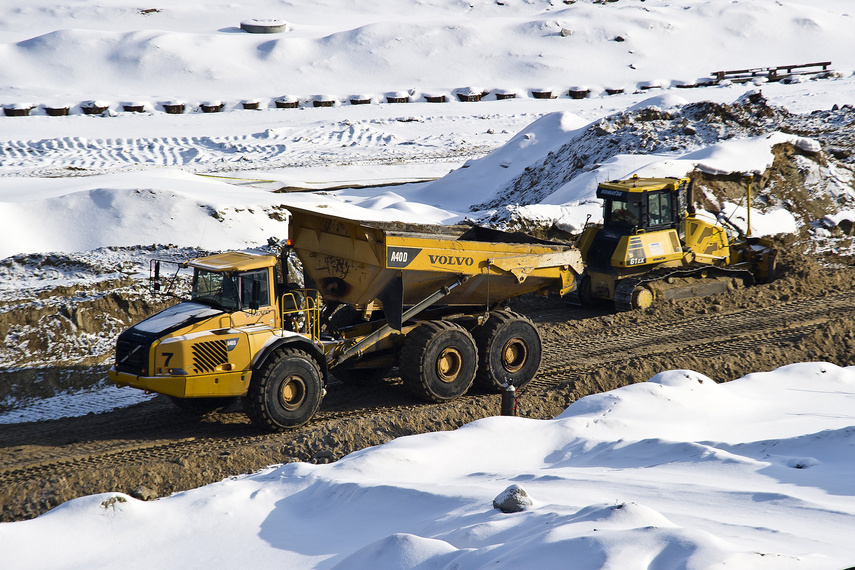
(239, 270, 271, 308)
(606, 198, 641, 229)
(647, 191, 673, 228)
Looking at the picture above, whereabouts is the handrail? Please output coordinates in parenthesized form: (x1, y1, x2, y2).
(280, 289, 321, 342)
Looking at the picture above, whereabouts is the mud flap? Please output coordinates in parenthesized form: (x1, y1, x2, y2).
(378, 274, 404, 330)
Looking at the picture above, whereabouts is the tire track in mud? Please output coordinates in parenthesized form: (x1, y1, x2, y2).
(1, 290, 851, 494)
(536, 290, 853, 360)
(532, 322, 829, 391)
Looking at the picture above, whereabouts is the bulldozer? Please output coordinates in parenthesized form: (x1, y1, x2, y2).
(108, 207, 584, 431)
(574, 175, 777, 310)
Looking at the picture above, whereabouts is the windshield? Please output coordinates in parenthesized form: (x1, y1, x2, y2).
(191, 268, 270, 311)
(605, 197, 641, 229)
(191, 269, 240, 310)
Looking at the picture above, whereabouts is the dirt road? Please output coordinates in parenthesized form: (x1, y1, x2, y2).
(2, 248, 854, 522)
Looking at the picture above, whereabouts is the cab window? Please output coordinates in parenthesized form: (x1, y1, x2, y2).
(647, 191, 672, 228)
(239, 270, 270, 308)
(606, 198, 641, 229)
(192, 269, 239, 310)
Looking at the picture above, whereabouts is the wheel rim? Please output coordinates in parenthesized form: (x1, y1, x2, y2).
(279, 374, 307, 411)
(436, 347, 463, 383)
(501, 338, 528, 373)
(632, 287, 654, 310)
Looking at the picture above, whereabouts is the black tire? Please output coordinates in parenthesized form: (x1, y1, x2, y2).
(399, 321, 478, 402)
(473, 310, 542, 393)
(332, 365, 392, 385)
(168, 396, 238, 415)
(245, 347, 324, 431)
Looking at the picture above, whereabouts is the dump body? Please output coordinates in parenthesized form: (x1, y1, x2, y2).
(287, 206, 583, 310)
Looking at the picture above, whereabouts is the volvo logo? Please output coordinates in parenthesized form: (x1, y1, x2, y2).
(428, 254, 474, 266)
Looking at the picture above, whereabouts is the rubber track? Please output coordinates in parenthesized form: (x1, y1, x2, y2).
(1, 291, 853, 486)
(614, 265, 754, 311)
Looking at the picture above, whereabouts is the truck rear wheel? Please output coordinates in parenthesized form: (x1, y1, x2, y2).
(473, 310, 542, 392)
(400, 321, 478, 402)
(245, 347, 323, 431)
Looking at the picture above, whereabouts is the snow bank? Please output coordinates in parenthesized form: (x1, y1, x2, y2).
(3, 363, 854, 569)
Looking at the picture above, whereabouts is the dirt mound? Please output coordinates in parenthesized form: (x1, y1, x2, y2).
(477, 93, 855, 233)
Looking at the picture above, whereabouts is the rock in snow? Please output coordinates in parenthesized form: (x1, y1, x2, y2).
(493, 484, 534, 513)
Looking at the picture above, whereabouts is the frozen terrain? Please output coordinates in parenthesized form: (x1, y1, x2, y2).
(3, 363, 855, 569)
(1, 1, 855, 568)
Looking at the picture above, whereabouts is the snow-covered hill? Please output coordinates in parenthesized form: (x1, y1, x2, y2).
(2, 0, 854, 104)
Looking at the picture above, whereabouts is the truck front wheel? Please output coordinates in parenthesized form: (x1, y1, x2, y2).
(245, 347, 324, 431)
(400, 321, 478, 402)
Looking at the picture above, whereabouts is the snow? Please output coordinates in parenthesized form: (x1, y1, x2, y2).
(0, 109, 820, 258)
(0, 382, 155, 425)
(3, 363, 855, 569)
(2, 0, 855, 567)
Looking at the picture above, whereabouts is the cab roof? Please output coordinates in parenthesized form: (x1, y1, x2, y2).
(598, 176, 689, 194)
(188, 249, 277, 272)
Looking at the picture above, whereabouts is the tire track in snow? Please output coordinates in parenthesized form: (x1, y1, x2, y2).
(0, 122, 494, 177)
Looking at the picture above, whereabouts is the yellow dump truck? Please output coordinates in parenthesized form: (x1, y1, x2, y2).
(109, 207, 583, 431)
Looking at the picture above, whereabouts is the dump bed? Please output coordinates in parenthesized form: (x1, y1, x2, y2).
(287, 206, 582, 309)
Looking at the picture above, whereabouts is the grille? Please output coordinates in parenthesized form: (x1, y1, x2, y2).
(192, 339, 228, 373)
(115, 329, 157, 375)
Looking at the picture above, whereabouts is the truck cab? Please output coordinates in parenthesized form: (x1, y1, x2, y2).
(108, 250, 326, 424)
(188, 251, 278, 328)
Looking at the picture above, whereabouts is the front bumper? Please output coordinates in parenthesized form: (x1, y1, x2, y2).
(109, 368, 251, 398)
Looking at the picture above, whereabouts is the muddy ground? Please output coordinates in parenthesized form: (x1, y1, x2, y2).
(1, 238, 854, 522)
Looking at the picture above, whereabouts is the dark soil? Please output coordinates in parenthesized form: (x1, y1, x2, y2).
(1, 244, 854, 522)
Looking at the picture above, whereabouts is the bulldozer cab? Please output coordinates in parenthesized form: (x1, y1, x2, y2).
(579, 176, 691, 274)
(599, 176, 689, 233)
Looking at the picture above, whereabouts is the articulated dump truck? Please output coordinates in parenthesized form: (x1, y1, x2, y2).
(109, 206, 584, 431)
